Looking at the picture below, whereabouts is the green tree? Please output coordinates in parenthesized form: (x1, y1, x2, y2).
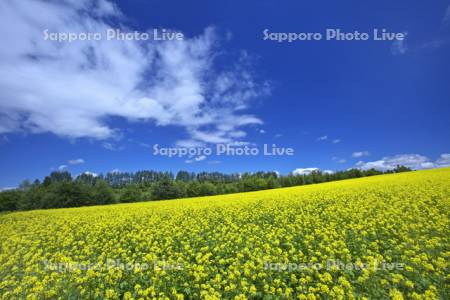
(120, 185, 143, 203)
(152, 179, 183, 200)
(0, 190, 19, 211)
(90, 180, 116, 205)
(198, 182, 217, 196)
(43, 171, 72, 186)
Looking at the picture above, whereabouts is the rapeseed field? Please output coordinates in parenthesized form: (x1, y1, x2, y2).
(0, 168, 449, 299)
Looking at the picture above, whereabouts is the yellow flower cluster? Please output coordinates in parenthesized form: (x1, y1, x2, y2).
(0, 168, 449, 299)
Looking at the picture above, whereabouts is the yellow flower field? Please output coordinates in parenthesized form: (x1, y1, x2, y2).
(0, 168, 449, 299)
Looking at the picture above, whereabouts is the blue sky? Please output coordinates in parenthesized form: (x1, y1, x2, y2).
(0, 0, 450, 188)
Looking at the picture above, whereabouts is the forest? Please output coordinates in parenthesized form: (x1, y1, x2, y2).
(0, 165, 411, 212)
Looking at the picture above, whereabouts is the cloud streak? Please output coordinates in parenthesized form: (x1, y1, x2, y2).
(68, 158, 85, 165)
(352, 151, 370, 158)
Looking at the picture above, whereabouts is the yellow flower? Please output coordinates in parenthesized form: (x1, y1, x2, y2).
(389, 289, 404, 300)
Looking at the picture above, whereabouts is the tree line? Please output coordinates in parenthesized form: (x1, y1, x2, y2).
(0, 165, 411, 212)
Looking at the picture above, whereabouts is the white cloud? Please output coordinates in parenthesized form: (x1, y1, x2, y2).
(83, 171, 98, 177)
(68, 158, 85, 165)
(436, 153, 450, 167)
(259, 129, 265, 134)
(323, 170, 334, 174)
(0, 0, 269, 146)
(318, 135, 341, 144)
(352, 151, 370, 158)
(292, 167, 319, 175)
(195, 155, 206, 162)
(274, 133, 282, 138)
(58, 165, 67, 171)
(0, 187, 16, 192)
(354, 153, 450, 171)
(391, 33, 408, 55)
(185, 155, 207, 164)
(95, 0, 121, 17)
